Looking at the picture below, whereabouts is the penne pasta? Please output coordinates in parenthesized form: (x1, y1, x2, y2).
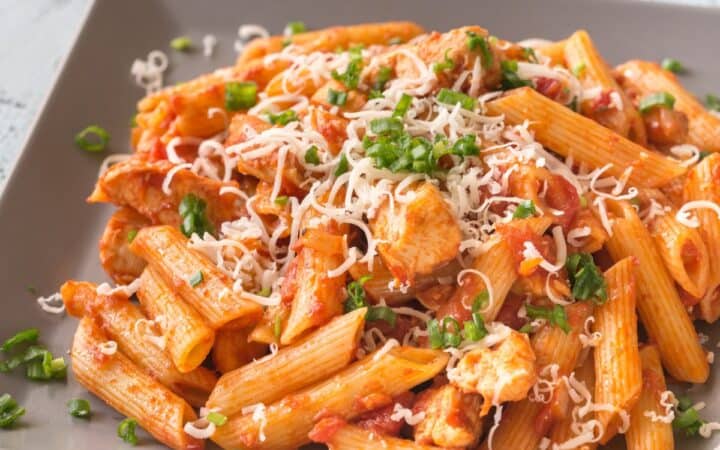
(548, 359, 597, 450)
(486, 87, 686, 188)
(71, 317, 202, 450)
(593, 257, 642, 443)
(206, 308, 366, 416)
(211, 327, 267, 374)
(625, 345, 674, 450)
(211, 346, 448, 450)
(311, 418, 445, 450)
(603, 199, 709, 383)
(129, 225, 263, 329)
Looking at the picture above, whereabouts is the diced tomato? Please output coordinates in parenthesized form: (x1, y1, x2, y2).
(590, 90, 612, 112)
(545, 174, 580, 230)
(535, 77, 563, 101)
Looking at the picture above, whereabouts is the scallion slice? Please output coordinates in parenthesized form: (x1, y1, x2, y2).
(75, 125, 109, 152)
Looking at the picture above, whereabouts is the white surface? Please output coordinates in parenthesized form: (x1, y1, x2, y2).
(0, 0, 717, 191)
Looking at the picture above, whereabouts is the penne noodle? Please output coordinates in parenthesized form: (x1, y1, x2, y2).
(548, 359, 597, 450)
(211, 327, 267, 374)
(206, 308, 366, 416)
(137, 266, 216, 373)
(311, 419, 445, 450)
(615, 59, 720, 152)
(625, 345, 674, 450)
(593, 257, 642, 443)
(486, 87, 686, 188)
(61, 281, 217, 407)
(532, 39, 567, 67)
(603, 199, 709, 383)
(211, 346, 448, 450)
(71, 317, 202, 450)
(129, 225, 263, 329)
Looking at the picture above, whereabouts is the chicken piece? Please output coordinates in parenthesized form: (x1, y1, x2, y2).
(370, 182, 461, 285)
(451, 329, 537, 415)
(88, 157, 244, 228)
(413, 383, 484, 448)
(642, 106, 689, 148)
(306, 107, 350, 155)
(99, 207, 150, 284)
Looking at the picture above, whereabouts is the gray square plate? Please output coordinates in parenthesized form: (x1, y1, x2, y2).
(1, 0, 719, 448)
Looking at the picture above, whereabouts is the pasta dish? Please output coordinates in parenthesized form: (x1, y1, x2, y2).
(4, 20, 720, 450)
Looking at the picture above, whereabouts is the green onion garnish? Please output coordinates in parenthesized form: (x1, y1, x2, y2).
(572, 62, 586, 77)
(432, 49, 456, 74)
(466, 31, 493, 68)
(189, 271, 203, 287)
(285, 21, 306, 35)
(225, 82, 257, 110)
(638, 92, 676, 114)
(118, 418, 139, 445)
(267, 109, 298, 126)
(207, 411, 228, 426)
(436, 88, 476, 110)
(513, 200, 537, 219)
(392, 94, 412, 117)
(170, 36, 193, 52)
(673, 395, 706, 436)
(68, 398, 91, 419)
(661, 58, 685, 74)
(0, 394, 25, 429)
(257, 287, 271, 297)
(2, 328, 39, 353)
(331, 47, 363, 89)
(273, 316, 282, 341)
(370, 117, 404, 135)
(699, 150, 712, 161)
(179, 194, 213, 238)
(75, 125, 109, 152)
(522, 47, 538, 63)
(566, 253, 608, 304)
(327, 89, 348, 106)
(706, 94, 720, 112)
(334, 153, 350, 176)
(373, 66, 393, 92)
(126, 229, 138, 243)
(366, 306, 397, 327)
(525, 304, 571, 333)
(500, 60, 532, 90)
(344, 275, 372, 312)
(305, 145, 320, 165)
(274, 196, 289, 207)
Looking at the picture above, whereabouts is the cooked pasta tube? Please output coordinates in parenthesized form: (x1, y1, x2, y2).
(211, 346, 448, 450)
(61, 280, 217, 407)
(625, 345, 674, 450)
(70, 317, 202, 450)
(486, 87, 686, 188)
(206, 308, 366, 416)
(603, 199, 709, 383)
(310, 418, 445, 450)
(211, 328, 267, 374)
(129, 225, 263, 329)
(548, 359, 597, 450)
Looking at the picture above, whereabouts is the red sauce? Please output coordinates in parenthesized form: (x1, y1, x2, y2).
(535, 77, 563, 101)
(309, 416, 348, 444)
(355, 391, 414, 437)
(545, 174, 580, 230)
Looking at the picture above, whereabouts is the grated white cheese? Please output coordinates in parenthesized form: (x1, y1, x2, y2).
(97, 340, 117, 355)
(37, 293, 65, 315)
(389, 403, 425, 426)
(202, 34, 217, 57)
(676, 200, 720, 228)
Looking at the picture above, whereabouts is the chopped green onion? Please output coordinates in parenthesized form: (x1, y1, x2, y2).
(26, 286, 37, 295)
(257, 287, 271, 297)
(522, 47, 538, 63)
(699, 150, 712, 161)
(334, 153, 350, 176)
(500, 60, 532, 90)
(343, 275, 371, 312)
(513, 200, 537, 219)
(130, 114, 137, 127)
(118, 418, 139, 445)
(126, 229, 138, 243)
(188, 271, 203, 287)
(0, 394, 25, 429)
(638, 92, 676, 114)
(75, 125, 109, 152)
(451, 135, 479, 157)
(327, 89, 348, 106)
(331, 48, 363, 89)
(368, 90, 384, 99)
(370, 117, 404, 135)
(267, 110, 298, 125)
(661, 58, 685, 74)
(432, 49, 455, 74)
(572, 62, 586, 77)
(225, 82, 257, 110)
(566, 253, 608, 304)
(273, 315, 282, 341)
(466, 32, 493, 69)
(427, 316, 464, 349)
(373, 66, 393, 92)
(285, 21, 306, 35)
(305, 145, 320, 165)
(525, 304, 571, 333)
(519, 323, 534, 334)
(579, 195, 588, 208)
(179, 194, 213, 238)
(170, 36, 193, 52)
(436, 88, 476, 110)
(393, 94, 412, 117)
(207, 411, 228, 426)
(2, 328, 39, 353)
(366, 306, 397, 327)
(706, 94, 720, 112)
(68, 398, 91, 419)
(274, 196, 289, 207)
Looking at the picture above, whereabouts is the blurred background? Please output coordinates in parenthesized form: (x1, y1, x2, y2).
(0, 0, 717, 193)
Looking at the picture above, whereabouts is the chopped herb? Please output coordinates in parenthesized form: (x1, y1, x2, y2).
(2, 328, 39, 353)
(285, 21, 306, 35)
(519, 323, 534, 334)
(525, 304, 571, 333)
(451, 135, 479, 157)
(267, 109, 298, 125)
(466, 31, 493, 69)
(0, 394, 25, 429)
(370, 117, 404, 135)
(432, 49, 455, 74)
(334, 153, 350, 176)
(661, 58, 685, 74)
(170, 36, 193, 52)
(188, 271, 203, 287)
(436, 88, 476, 110)
(257, 287, 271, 297)
(427, 317, 463, 349)
(327, 89, 347, 106)
(207, 411, 228, 426)
(129, 114, 137, 127)
(500, 60, 532, 90)
(75, 125, 109, 152)
(179, 194, 213, 238)
(572, 62, 586, 77)
(706, 94, 720, 112)
(118, 418, 139, 445)
(579, 195, 588, 208)
(343, 275, 371, 312)
(513, 200, 537, 219)
(225, 81, 257, 110)
(366, 306, 397, 327)
(368, 90, 384, 99)
(699, 150, 712, 161)
(274, 196, 289, 207)
(638, 92, 676, 114)
(373, 66, 393, 92)
(522, 47, 538, 63)
(68, 398, 91, 419)
(392, 93, 412, 117)
(463, 297, 488, 341)
(126, 229, 138, 243)
(566, 253, 608, 304)
(331, 47, 363, 89)
(26, 286, 37, 295)
(26, 351, 66, 381)
(304, 145, 321, 164)
(273, 316, 282, 341)
(673, 395, 705, 436)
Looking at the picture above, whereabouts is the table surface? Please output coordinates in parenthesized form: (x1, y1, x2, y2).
(0, 0, 717, 193)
